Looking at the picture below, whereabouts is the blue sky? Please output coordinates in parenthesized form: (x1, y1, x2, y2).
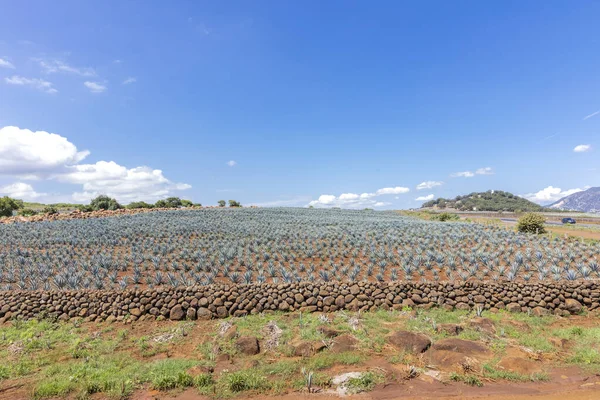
(0, 1, 597, 209)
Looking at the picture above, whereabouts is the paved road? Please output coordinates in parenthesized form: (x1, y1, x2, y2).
(499, 218, 597, 228)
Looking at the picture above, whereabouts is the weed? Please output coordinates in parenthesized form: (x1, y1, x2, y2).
(224, 369, 270, 392)
(450, 373, 483, 387)
(346, 371, 384, 393)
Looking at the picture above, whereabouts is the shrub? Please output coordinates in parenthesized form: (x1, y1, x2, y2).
(19, 208, 38, 216)
(0, 196, 22, 217)
(181, 199, 193, 207)
(126, 201, 153, 209)
(89, 195, 122, 211)
(431, 212, 460, 222)
(517, 213, 546, 234)
(218, 200, 226, 207)
(42, 206, 58, 215)
(155, 197, 182, 208)
(229, 200, 241, 208)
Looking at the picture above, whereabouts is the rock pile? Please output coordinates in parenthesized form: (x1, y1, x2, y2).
(0, 281, 596, 324)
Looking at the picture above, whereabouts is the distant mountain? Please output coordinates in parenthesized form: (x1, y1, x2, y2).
(549, 187, 600, 213)
(421, 190, 543, 212)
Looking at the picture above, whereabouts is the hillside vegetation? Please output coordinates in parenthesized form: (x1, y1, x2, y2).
(421, 190, 543, 212)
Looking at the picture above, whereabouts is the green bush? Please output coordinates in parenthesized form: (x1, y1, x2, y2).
(155, 197, 182, 208)
(0, 196, 21, 217)
(42, 206, 58, 215)
(431, 212, 460, 222)
(126, 201, 154, 209)
(89, 195, 122, 211)
(218, 200, 226, 207)
(229, 200, 241, 207)
(517, 213, 546, 234)
(19, 208, 38, 216)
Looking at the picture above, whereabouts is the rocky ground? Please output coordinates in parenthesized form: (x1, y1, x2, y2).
(2, 307, 600, 399)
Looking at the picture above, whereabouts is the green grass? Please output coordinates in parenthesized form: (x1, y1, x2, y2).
(450, 373, 483, 387)
(346, 371, 384, 393)
(223, 369, 270, 393)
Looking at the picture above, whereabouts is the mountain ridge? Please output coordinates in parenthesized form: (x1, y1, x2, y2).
(549, 187, 600, 213)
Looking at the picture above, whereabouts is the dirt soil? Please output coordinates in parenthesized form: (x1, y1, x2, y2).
(130, 366, 600, 400)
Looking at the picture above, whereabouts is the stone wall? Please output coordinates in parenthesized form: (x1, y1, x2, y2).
(0, 281, 597, 323)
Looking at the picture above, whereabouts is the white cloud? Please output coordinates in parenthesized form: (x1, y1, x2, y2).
(583, 110, 600, 120)
(63, 163, 191, 203)
(416, 181, 443, 190)
(38, 59, 96, 77)
(338, 193, 359, 201)
(123, 77, 136, 85)
(0, 126, 191, 203)
(0, 58, 15, 69)
(5, 75, 57, 94)
(475, 167, 494, 175)
(415, 194, 435, 201)
(226, 160, 237, 167)
(574, 144, 591, 153)
(84, 81, 107, 93)
(450, 171, 475, 178)
(375, 186, 410, 195)
(0, 126, 89, 177)
(522, 186, 587, 204)
(307, 185, 409, 209)
(373, 202, 389, 207)
(450, 167, 493, 178)
(0, 182, 46, 200)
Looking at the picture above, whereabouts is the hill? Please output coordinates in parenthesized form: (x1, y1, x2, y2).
(421, 190, 544, 212)
(549, 187, 600, 213)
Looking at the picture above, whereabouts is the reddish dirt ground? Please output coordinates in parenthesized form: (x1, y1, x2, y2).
(129, 367, 600, 400)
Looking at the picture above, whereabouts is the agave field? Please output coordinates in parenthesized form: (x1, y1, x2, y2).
(0, 208, 598, 291)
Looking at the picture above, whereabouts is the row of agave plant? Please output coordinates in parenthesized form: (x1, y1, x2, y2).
(0, 208, 598, 291)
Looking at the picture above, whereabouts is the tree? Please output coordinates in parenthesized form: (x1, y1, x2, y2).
(218, 200, 226, 207)
(228, 200, 241, 207)
(165, 197, 182, 208)
(517, 213, 546, 234)
(0, 196, 21, 217)
(89, 195, 122, 211)
(181, 199, 193, 207)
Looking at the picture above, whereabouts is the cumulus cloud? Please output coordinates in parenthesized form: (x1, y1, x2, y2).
(415, 194, 434, 201)
(5, 75, 57, 94)
(416, 181, 443, 190)
(522, 186, 587, 204)
(307, 185, 409, 209)
(451, 167, 493, 178)
(227, 160, 237, 167)
(574, 144, 591, 153)
(0, 126, 89, 177)
(0, 126, 191, 203)
(0, 58, 15, 69)
(0, 182, 46, 200)
(38, 59, 96, 77)
(122, 77, 136, 85)
(84, 81, 107, 93)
